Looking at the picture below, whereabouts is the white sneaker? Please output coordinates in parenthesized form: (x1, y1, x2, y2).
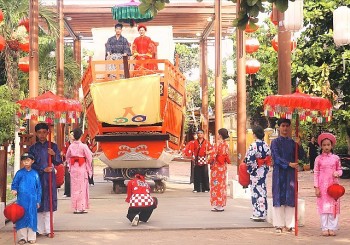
(131, 214, 139, 226)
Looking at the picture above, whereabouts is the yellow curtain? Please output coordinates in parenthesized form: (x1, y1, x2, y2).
(90, 75, 161, 125)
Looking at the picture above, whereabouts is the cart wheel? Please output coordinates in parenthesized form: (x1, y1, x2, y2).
(154, 180, 166, 193)
(112, 180, 127, 194)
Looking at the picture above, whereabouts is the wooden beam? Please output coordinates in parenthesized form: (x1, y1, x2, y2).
(214, 0, 223, 136)
(29, 0, 39, 133)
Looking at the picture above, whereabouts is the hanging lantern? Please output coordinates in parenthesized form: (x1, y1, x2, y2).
(269, 12, 278, 26)
(245, 22, 259, 33)
(0, 35, 5, 52)
(238, 162, 250, 188)
(0, 9, 3, 23)
(333, 6, 350, 46)
(245, 38, 260, 54)
(19, 37, 29, 52)
(246, 58, 260, 74)
(3, 203, 25, 223)
(226, 59, 235, 76)
(18, 17, 29, 32)
(327, 183, 345, 201)
(284, 0, 304, 32)
(271, 35, 297, 52)
(18, 56, 29, 72)
(327, 183, 345, 218)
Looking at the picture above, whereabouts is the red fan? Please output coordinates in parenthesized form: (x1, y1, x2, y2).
(327, 183, 345, 218)
(4, 203, 25, 245)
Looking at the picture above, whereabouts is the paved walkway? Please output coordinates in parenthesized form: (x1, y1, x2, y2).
(1, 161, 350, 244)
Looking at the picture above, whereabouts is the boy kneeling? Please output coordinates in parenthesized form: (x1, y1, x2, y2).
(125, 174, 158, 226)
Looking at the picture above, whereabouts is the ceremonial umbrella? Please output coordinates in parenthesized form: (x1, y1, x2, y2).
(263, 88, 333, 236)
(112, 0, 153, 27)
(17, 91, 82, 238)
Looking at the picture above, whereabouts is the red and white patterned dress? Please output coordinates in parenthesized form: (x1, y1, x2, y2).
(210, 140, 231, 207)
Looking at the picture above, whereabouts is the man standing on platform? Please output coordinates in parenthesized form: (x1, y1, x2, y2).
(105, 23, 131, 77)
(29, 123, 62, 236)
(183, 129, 211, 193)
(271, 119, 304, 233)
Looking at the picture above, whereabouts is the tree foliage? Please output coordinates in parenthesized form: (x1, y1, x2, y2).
(0, 85, 18, 144)
(175, 43, 199, 75)
(292, 0, 350, 152)
(240, 17, 278, 128)
(0, 0, 58, 101)
(36, 37, 81, 98)
(139, 0, 298, 30)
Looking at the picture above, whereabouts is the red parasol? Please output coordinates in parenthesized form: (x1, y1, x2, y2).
(263, 88, 333, 236)
(4, 203, 25, 245)
(17, 91, 82, 238)
(327, 183, 345, 218)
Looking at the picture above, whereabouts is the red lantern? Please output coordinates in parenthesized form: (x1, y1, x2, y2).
(246, 58, 260, 74)
(327, 183, 345, 201)
(18, 56, 29, 72)
(19, 37, 29, 52)
(0, 9, 3, 23)
(238, 162, 250, 188)
(55, 164, 65, 188)
(245, 38, 260, 54)
(270, 12, 278, 26)
(0, 35, 5, 52)
(245, 22, 259, 33)
(327, 183, 345, 218)
(3, 203, 25, 223)
(271, 35, 297, 51)
(18, 17, 29, 32)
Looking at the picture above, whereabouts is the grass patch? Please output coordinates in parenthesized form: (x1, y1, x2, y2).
(6, 174, 16, 203)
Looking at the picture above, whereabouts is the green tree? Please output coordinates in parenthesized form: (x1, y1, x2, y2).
(292, 0, 350, 152)
(0, 0, 58, 101)
(241, 18, 278, 128)
(36, 38, 81, 98)
(175, 43, 199, 75)
(139, 0, 297, 30)
(0, 85, 18, 144)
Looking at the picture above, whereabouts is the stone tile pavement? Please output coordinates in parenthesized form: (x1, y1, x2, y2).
(1, 160, 350, 245)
